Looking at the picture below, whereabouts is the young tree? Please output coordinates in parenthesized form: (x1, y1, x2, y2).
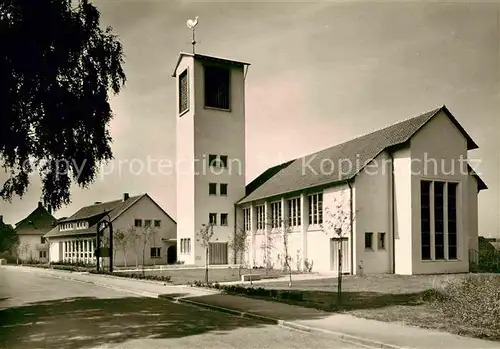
(139, 225, 154, 275)
(281, 219, 294, 288)
(113, 229, 125, 266)
(324, 190, 355, 304)
(128, 227, 141, 268)
(197, 223, 214, 285)
(114, 228, 133, 267)
(260, 230, 276, 276)
(229, 226, 249, 278)
(0, 0, 126, 210)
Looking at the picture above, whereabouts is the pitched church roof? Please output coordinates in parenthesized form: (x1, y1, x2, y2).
(15, 202, 57, 236)
(238, 105, 486, 205)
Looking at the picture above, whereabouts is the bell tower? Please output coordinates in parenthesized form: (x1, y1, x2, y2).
(172, 52, 250, 265)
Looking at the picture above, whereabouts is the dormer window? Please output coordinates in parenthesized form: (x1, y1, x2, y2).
(204, 65, 230, 110)
(179, 69, 189, 115)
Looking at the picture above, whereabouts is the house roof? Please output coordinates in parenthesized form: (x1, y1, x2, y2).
(171, 52, 250, 77)
(15, 203, 57, 236)
(238, 105, 484, 205)
(44, 193, 176, 238)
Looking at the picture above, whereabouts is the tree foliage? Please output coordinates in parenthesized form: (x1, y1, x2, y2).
(0, 0, 126, 210)
(0, 222, 17, 253)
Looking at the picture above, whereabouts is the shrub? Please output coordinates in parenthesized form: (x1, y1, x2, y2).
(430, 275, 500, 337)
(304, 259, 314, 273)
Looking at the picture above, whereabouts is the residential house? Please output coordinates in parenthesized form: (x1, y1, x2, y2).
(172, 51, 487, 275)
(14, 202, 57, 262)
(44, 193, 177, 267)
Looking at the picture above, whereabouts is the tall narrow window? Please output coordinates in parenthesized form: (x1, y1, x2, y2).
(308, 193, 323, 225)
(220, 213, 228, 226)
(179, 69, 189, 114)
(219, 155, 228, 168)
(420, 181, 431, 260)
(204, 66, 230, 109)
(243, 208, 251, 231)
(209, 183, 217, 195)
(220, 183, 228, 196)
(208, 154, 218, 167)
(209, 213, 217, 225)
(287, 198, 301, 227)
(256, 205, 265, 230)
(434, 182, 445, 260)
(448, 182, 458, 259)
(271, 201, 282, 229)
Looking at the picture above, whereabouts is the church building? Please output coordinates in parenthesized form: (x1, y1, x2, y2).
(172, 51, 487, 275)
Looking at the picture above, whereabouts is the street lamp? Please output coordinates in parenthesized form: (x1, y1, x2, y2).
(95, 214, 113, 273)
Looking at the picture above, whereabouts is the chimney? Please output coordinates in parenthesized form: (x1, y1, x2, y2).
(94, 201, 102, 205)
(123, 193, 129, 201)
(47, 205, 52, 215)
(38, 201, 43, 208)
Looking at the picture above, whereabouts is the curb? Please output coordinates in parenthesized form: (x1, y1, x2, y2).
(158, 294, 408, 349)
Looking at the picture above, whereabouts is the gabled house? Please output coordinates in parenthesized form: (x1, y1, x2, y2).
(14, 202, 57, 262)
(45, 193, 177, 267)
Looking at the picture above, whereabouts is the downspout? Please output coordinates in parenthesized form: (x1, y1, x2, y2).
(347, 179, 354, 275)
(233, 203, 238, 265)
(390, 152, 396, 274)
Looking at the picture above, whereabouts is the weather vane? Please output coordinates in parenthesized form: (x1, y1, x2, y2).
(186, 16, 199, 54)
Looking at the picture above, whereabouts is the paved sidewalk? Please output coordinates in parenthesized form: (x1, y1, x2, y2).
(158, 292, 500, 349)
(12, 266, 500, 349)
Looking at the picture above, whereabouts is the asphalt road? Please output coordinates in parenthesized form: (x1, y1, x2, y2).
(0, 266, 361, 349)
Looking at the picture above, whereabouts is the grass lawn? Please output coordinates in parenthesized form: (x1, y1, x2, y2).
(120, 267, 296, 285)
(222, 274, 500, 341)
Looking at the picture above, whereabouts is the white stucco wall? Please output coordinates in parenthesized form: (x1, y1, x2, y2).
(393, 147, 413, 275)
(355, 151, 392, 274)
(175, 55, 196, 265)
(410, 110, 471, 274)
(17, 235, 46, 261)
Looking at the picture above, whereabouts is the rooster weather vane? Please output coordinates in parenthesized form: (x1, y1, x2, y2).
(186, 16, 199, 54)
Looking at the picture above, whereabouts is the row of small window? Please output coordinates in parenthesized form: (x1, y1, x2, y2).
(209, 213, 229, 226)
(134, 219, 162, 228)
(208, 154, 229, 168)
(60, 221, 87, 231)
(179, 65, 231, 114)
(180, 238, 192, 254)
(364, 232, 386, 251)
(209, 183, 228, 196)
(243, 193, 323, 231)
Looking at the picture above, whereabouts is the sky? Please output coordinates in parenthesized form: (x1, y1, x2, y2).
(1, 0, 499, 237)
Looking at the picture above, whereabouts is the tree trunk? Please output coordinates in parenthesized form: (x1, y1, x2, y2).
(338, 247, 342, 305)
(205, 247, 209, 285)
(123, 249, 128, 268)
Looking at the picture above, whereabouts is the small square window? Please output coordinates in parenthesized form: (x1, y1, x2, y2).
(208, 154, 218, 167)
(378, 232, 386, 250)
(144, 220, 152, 227)
(154, 220, 161, 228)
(365, 232, 373, 250)
(220, 155, 228, 168)
(221, 213, 228, 226)
(150, 247, 161, 258)
(134, 219, 142, 227)
(220, 183, 228, 196)
(209, 213, 217, 225)
(209, 183, 217, 195)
